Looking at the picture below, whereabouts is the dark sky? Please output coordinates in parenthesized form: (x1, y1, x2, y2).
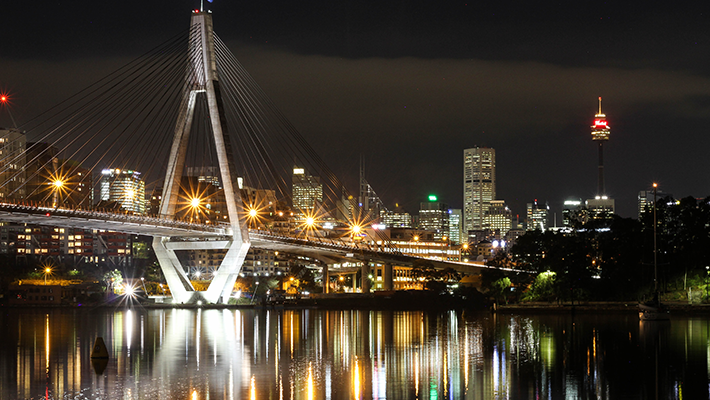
(2, 1, 710, 219)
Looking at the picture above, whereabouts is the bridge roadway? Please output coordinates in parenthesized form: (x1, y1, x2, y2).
(0, 202, 503, 275)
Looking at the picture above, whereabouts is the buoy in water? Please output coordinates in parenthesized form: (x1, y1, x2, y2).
(90, 337, 109, 359)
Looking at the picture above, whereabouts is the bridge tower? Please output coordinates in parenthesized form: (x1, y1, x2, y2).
(153, 10, 250, 304)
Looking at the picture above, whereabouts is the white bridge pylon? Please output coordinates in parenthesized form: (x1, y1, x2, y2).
(153, 11, 250, 304)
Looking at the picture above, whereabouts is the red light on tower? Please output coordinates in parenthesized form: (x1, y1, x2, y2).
(591, 97, 610, 141)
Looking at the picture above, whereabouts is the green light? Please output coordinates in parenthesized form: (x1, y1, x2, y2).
(428, 195, 437, 201)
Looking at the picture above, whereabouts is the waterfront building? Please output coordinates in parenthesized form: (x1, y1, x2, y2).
(463, 147, 495, 233)
(99, 168, 146, 214)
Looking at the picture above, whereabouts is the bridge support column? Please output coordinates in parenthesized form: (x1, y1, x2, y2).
(383, 263, 393, 291)
(361, 263, 371, 293)
(322, 264, 329, 294)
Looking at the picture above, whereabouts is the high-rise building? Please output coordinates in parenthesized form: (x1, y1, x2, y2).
(526, 200, 549, 231)
(638, 188, 672, 220)
(381, 203, 412, 228)
(562, 199, 583, 227)
(292, 167, 323, 217)
(419, 197, 449, 240)
(100, 168, 146, 214)
(463, 147, 495, 233)
(484, 200, 512, 237)
(448, 209, 462, 244)
(359, 161, 386, 221)
(586, 198, 615, 219)
(0, 128, 26, 200)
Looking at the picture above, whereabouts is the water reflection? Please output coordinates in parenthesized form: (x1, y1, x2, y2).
(1, 308, 710, 399)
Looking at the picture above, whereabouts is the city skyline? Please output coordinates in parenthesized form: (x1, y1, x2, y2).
(2, 1, 709, 219)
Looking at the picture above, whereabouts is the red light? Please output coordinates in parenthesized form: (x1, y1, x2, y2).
(594, 119, 607, 127)
(45, 213, 51, 217)
(0, 94, 7, 103)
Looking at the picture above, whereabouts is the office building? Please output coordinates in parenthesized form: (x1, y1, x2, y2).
(381, 203, 413, 228)
(0, 128, 26, 200)
(463, 147, 495, 233)
(562, 199, 583, 227)
(419, 197, 449, 240)
(292, 167, 323, 217)
(100, 168, 146, 214)
(448, 209, 462, 244)
(638, 188, 672, 219)
(526, 200, 549, 231)
(484, 200, 512, 237)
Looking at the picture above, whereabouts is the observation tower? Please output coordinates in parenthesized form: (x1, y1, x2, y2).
(591, 97, 610, 197)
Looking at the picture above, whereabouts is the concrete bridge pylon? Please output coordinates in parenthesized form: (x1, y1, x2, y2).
(153, 11, 250, 304)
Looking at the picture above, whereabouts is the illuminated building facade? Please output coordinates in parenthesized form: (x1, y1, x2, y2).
(291, 167, 322, 217)
(448, 209, 462, 244)
(526, 200, 549, 231)
(638, 188, 672, 219)
(562, 199, 583, 227)
(463, 147, 496, 233)
(100, 168, 146, 214)
(484, 200, 512, 237)
(419, 198, 449, 240)
(0, 128, 26, 200)
(381, 203, 412, 228)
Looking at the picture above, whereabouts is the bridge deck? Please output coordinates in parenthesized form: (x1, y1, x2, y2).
(0, 202, 516, 275)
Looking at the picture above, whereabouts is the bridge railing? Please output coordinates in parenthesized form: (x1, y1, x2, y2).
(0, 199, 227, 233)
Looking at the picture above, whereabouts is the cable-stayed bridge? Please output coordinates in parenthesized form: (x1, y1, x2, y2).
(0, 10, 496, 304)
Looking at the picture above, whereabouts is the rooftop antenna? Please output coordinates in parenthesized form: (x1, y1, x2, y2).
(0, 93, 18, 129)
(598, 96, 603, 115)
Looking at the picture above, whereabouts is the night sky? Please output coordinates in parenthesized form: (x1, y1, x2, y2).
(3, 1, 710, 220)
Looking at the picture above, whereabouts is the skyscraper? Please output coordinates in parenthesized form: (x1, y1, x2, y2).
(419, 197, 449, 240)
(291, 167, 323, 217)
(100, 168, 146, 214)
(484, 200, 512, 237)
(463, 147, 496, 233)
(526, 200, 549, 231)
(0, 128, 26, 200)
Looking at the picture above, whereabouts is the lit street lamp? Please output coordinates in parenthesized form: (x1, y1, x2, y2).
(44, 267, 51, 285)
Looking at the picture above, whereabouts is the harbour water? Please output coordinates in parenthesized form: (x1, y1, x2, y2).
(1, 307, 708, 399)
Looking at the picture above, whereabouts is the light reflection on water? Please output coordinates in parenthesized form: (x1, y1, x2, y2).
(1, 308, 710, 399)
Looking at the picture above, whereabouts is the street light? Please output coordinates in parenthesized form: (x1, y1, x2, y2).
(44, 267, 51, 285)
